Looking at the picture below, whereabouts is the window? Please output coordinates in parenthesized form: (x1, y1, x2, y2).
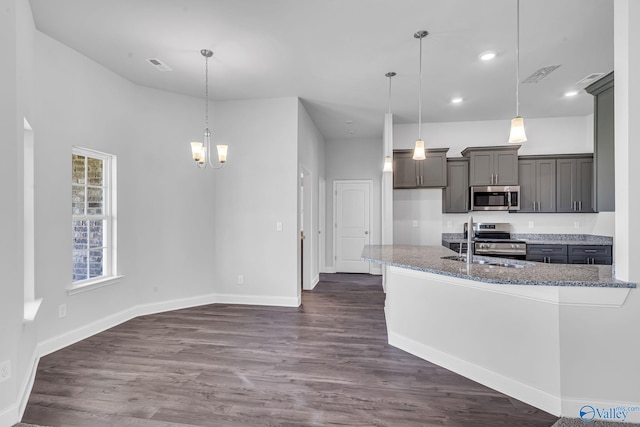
(71, 147, 117, 287)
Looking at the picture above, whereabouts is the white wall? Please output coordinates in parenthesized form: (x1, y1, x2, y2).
(212, 97, 300, 306)
(298, 101, 326, 289)
(324, 138, 382, 271)
(392, 115, 615, 242)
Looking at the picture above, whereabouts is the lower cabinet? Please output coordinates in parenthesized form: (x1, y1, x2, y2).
(567, 245, 612, 265)
(526, 244, 567, 264)
(527, 244, 612, 265)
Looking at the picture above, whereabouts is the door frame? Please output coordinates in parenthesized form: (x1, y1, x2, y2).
(333, 179, 373, 274)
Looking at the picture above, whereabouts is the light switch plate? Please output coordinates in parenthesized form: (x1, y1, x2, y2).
(412, 220, 418, 228)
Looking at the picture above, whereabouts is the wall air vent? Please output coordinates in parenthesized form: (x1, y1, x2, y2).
(575, 73, 605, 87)
(522, 65, 561, 83)
(146, 58, 172, 72)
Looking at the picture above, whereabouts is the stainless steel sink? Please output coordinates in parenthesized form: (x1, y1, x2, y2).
(441, 255, 530, 269)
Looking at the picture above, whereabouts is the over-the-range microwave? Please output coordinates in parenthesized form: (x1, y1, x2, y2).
(470, 185, 520, 211)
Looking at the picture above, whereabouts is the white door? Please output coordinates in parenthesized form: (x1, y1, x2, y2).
(335, 181, 371, 273)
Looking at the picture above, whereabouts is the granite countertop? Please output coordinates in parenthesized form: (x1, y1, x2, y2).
(441, 233, 613, 246)
(362, 245, 636, 288)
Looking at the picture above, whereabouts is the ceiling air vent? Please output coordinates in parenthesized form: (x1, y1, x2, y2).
(522, 65, 561, 83)
(146, 58, 172, 72)
(575, 73, 605, 86)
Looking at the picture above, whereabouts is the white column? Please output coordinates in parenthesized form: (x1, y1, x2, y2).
(614, 0, 640, 282)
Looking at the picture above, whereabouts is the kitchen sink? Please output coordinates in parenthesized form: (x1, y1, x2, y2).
(441, 255, 531, 269)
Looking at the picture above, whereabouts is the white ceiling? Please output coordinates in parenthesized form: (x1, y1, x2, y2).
(28, 0, 613, 141)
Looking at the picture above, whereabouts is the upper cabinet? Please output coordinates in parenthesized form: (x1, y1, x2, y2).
(442, 158, 469, 213)
(556, 155, 594, 213)
(518, 157, 557, 213)
(393, 148, 449, 189)
(461, 145, 520, 186)
(585, 71, 614, 212)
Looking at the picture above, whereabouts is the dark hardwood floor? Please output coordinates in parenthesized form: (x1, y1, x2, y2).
(22, 273, 559, 426)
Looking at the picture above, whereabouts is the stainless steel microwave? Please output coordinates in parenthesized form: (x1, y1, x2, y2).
(470, 186, 520, 211)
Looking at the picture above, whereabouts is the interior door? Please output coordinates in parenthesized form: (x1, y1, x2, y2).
(335, 181, 371, 273)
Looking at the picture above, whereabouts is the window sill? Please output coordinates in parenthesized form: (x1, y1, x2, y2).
(67, 275, 124, 296)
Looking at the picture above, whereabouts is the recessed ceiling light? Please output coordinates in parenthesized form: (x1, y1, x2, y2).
(451, 97, 463, 104)
(479, 51, 496, 61)
(564, 90, 580, 97)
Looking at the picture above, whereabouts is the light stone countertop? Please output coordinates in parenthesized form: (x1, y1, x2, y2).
(441, 233, 613, 246)
(362, 245, 635, 288)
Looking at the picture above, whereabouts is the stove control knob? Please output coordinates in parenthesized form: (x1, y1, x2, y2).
(511, 244, 516, 249)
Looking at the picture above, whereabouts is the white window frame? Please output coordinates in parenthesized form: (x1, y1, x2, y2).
(69, 146, 120, 294)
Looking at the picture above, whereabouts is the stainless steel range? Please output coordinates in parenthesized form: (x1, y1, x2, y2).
(464, 222, 527, 259)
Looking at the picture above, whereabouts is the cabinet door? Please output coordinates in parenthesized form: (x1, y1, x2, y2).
(518, 159, 536, 212)
(469, 152, 493, 186)
(419, 151, 447, 187)
(393, 152, 418, 188)
(536, 158, 557, 212)
(576, 158, 594, 212)
(443, 159, 469, 213)
(494, 151, 518, 185)
(556, 159, 576, 212)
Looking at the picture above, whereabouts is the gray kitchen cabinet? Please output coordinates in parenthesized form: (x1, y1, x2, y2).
(442, 158, 469, 213)
(444, 242, 468, 254)
(556, 155, 594, 213)
(393, 148, 449, 189)
(518, 157, 557, 213)
(526, 244, 567, 264)
(462, 145, 520, 186)
(586, 72, 615, 212)
(567, 245, 612, 265)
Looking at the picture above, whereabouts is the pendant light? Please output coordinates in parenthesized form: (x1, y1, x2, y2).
(412, 30, 429, 160)
(383, 71, 396, 173)
(508, 0, 527, 143)
(190, 49, 228, 168)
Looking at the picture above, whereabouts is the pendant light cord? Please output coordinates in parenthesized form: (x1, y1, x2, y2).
(205, 54, 209, 132)
(418, 35, 423, 140)
(515, 0, 520, 117)
(387, 75, 392, 114)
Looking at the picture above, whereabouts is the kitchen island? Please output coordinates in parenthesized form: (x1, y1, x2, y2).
(362, 245, 639, 420)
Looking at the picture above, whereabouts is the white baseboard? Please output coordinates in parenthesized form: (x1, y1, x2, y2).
(0, 403, 18, 427)
(388, 331, 562, 416)
(213, 293, 300, 307)
(17, 351, 40, 421)
(322, 266, 336, 273)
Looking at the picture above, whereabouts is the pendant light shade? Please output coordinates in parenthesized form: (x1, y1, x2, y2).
(508, 0, 527, 143)
(383, 155, 393, 172)
(412, 30, 429, 160)
(413, 140, 426, 160)
(508, 116, 527, 143)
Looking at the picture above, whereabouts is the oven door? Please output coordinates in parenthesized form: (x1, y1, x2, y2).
(470, 186, 520, 211)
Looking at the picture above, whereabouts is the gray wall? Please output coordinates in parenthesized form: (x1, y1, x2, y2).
(324, 138, 382, 271)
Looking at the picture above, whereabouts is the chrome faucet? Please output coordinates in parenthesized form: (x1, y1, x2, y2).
(467, 215, 473, 264)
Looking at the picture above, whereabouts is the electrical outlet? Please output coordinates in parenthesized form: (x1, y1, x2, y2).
(0, 360, 10, 384)
(528, 221, 534, 228)
(276, 222, 283, 232)
(58, 304, 67, 318)
(237, 275, 244, 285)
(574, 221, 580, 229)
(446, 220, 453, 228)
(412, 220, 418, 228)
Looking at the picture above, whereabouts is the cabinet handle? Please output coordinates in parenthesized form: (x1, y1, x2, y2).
(584, 250, 597, 253)
(532, 201, 535, 211)
(416, 175, 419, 186)
(421, 176, 424, 185)
(579, 201, 582, 211)
(495, 174, 498, 184)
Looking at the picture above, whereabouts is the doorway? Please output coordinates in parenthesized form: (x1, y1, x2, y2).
(334, 180, 372, 273)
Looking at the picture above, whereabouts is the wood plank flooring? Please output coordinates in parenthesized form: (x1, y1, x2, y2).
(22, 273, 559, 426)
